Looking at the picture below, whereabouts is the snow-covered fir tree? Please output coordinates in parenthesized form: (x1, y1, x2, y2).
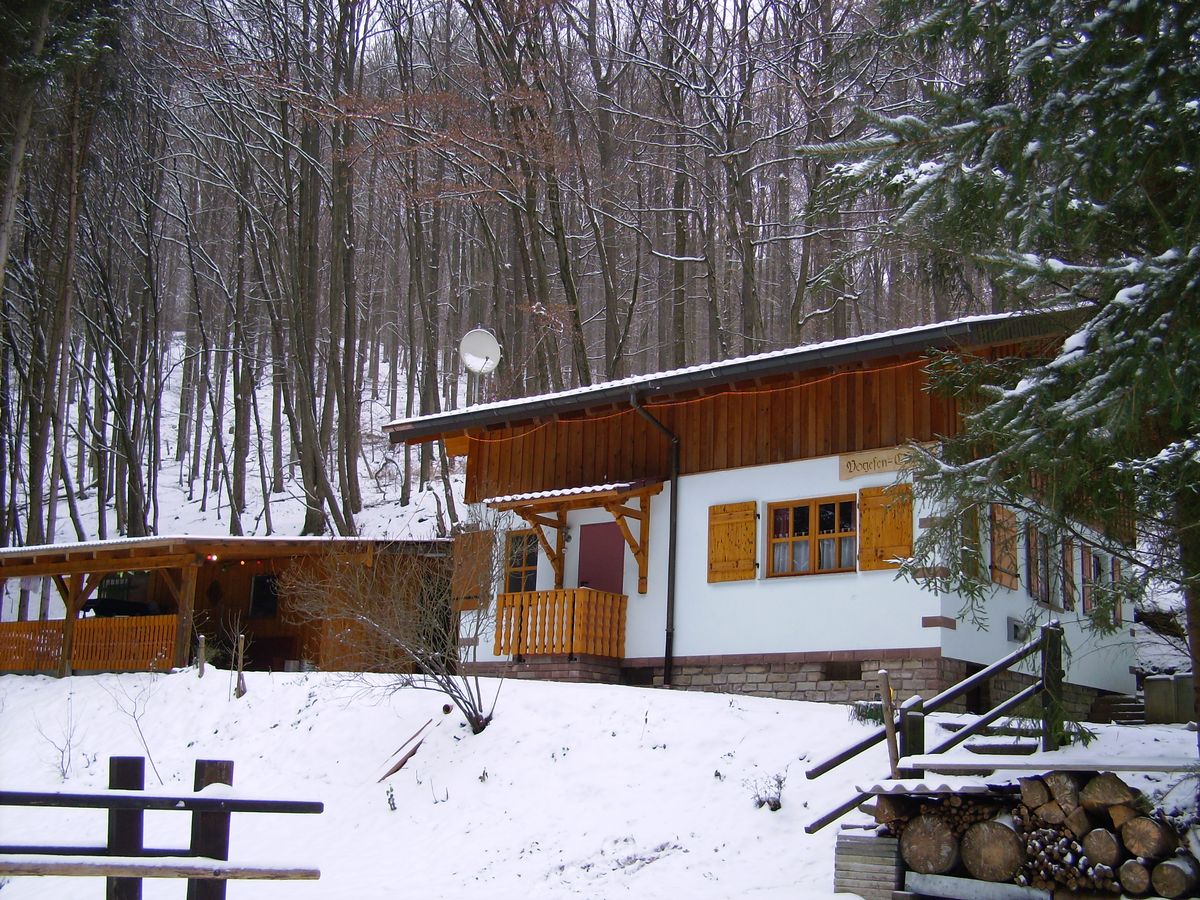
(816, 0, 1200, 738)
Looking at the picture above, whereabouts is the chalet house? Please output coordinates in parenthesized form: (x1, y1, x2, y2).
(0, 536, 447, 676)
(384, 312, 1135, 718)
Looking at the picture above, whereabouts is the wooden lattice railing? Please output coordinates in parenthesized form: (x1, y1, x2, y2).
(494, 588, 626, 659)
(0, 615, 177, 673)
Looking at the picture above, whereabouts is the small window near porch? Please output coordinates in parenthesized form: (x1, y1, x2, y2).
(505, 531, 539, 593)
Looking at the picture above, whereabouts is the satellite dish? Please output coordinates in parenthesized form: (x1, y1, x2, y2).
(459, 328, 501, 375)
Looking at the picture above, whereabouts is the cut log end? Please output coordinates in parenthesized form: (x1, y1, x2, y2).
(899, 814, 959, 875)
(961, 819, 1023, 883)
(1119, 858, 1151, 895)
(1152, 854, 1200, 899)
(1121, 816, 1179, 860)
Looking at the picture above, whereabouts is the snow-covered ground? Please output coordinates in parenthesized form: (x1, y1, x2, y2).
(1, 670, 1198, 899)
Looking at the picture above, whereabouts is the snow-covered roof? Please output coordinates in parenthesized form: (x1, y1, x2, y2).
(0, 534, 363, 560)
(483, 482, 640, 506)
(482, 480, 663, 508)
(0, 534, 444, 569)
(384, 309, 1075, 444)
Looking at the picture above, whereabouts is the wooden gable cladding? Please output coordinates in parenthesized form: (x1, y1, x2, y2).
(464, 358, 957, 503)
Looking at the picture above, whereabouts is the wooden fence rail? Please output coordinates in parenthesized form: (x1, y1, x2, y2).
(0, 756, 322, 899)
(0, 615, 177, 673)
(494, 588, 626, 658)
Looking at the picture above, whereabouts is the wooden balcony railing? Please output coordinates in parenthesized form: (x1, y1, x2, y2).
(0, 615, 177, 673)
(494, 588, 626, 659)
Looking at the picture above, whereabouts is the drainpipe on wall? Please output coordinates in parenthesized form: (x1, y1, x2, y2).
(631, 392, 680, 687)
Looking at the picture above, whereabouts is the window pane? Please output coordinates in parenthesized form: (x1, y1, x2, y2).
(818, 503, 836, 535)
(818, 537, 836, 570)
(772, 508, 790, 539)
(839, 501, 855, 533)
(793, 506, 809, 537)
(840, 536, 856, 568)
(772, 542, 789, 575)
(522, 570, 537, 592)
(507, 572, 523, 593)
(792, 541, 810, 573)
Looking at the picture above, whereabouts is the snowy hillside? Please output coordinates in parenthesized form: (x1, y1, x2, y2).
(2, 671, 1198, 899)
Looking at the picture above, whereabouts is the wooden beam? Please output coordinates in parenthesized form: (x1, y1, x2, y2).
(0, 553, 203, 580)
(173, 564, 200, 668)
(514, 510, 566, 590)
(159, 568, 181, 603)
(603, 492, 654, 594)
(58, 573, 85, 677)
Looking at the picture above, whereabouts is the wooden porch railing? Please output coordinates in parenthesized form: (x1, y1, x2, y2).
(0, 615, 178, 673)
(494, 588, 626, 659)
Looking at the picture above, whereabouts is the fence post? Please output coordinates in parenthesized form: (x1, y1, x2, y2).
(1041, 621, 1064, 751)
(897, 695, 925, 778)
(188, 759, 234, 900)
(107, 756, 145, 900)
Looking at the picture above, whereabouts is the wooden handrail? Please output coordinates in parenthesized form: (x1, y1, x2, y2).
(0, 790, 323, 815)
(804, 623, 1064, 834)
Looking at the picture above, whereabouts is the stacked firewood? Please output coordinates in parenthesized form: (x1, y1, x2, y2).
(877, 771, 1200, 898)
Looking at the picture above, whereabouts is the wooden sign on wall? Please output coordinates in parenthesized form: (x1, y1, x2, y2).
(838, 445, 912, 481)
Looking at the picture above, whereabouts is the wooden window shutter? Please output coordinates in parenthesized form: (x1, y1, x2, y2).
(1061, 541, 1076, 611)
(451, 529, 494, 611)
(1111, 557, 1123, 624)
(989, 504, 1019, 590)
(708, 501, 758, 583)
(1025, 524, 1039, 599)
(1081, 545, 1094, 613)
(858, 484, 913, 572)
(962, 506, 982, 579)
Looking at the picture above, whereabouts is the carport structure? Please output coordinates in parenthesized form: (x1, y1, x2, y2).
(0, 536, 376, 676)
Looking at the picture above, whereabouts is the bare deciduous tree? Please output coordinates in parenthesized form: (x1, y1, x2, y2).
(277, 524, 506, 733)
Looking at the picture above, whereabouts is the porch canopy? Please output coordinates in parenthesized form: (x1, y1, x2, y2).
(483, 479, 664, 593)
(0, 536, 374, 674)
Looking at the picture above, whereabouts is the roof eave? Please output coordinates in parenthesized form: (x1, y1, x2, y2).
(385, 310, 1075, 445)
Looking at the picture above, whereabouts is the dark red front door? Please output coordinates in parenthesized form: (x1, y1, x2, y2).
(577, 522, 625, 595)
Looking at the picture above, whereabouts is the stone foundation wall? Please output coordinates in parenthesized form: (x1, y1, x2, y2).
(464, 653, 621, 684)
(467, 648, 1102, 721)
(622, 651, 1101, 719)
(937, 658, 1100, 722)
(623, 649, 946, 703)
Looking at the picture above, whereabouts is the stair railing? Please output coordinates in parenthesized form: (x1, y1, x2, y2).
(803, 621, 1063, 834)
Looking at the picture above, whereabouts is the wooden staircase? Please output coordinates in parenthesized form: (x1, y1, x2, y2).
(1093, 693, 1145, 725)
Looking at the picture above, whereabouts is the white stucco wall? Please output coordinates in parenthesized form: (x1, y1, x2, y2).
(467, 451, 1135, 694)
(941, 520, 1135, 694)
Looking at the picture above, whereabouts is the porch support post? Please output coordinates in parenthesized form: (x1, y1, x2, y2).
(517, 510, 567, 589)
(57, 572, 105, 676)
(58, 573, 84, 677)
(174, 562, 200, 668)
